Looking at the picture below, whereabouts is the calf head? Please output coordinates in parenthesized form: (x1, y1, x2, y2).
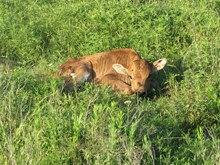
(112, 58, 167, 95)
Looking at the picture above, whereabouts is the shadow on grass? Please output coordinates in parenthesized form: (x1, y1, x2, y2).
(146, 57, 186, 100)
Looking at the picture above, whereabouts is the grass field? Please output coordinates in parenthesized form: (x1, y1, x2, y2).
(0, 0, 220, 164)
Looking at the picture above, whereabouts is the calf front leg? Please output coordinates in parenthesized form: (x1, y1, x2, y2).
(99, 74, 134, 95)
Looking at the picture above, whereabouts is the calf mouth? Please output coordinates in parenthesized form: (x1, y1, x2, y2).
(137, 91, 147, 97)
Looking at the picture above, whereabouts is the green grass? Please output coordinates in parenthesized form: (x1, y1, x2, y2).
(0, 0, 220, 164)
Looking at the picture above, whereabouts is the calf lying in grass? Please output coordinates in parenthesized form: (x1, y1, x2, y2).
(56, 48, 167, 95)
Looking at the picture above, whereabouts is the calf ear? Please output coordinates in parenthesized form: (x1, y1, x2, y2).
(153, 58, 167, 71)
(112, 64, 129, 75)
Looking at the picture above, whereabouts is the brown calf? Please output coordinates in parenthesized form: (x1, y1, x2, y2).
(56, 48, 167, 95)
